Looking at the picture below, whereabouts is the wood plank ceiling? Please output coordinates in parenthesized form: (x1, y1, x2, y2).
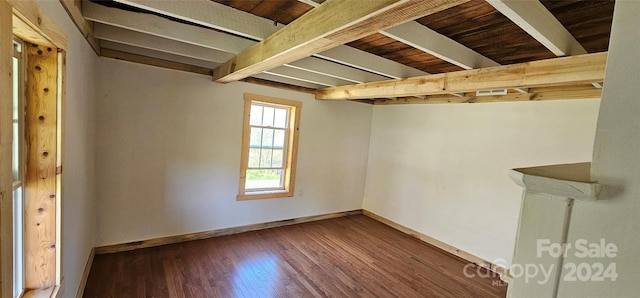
(83, 0, 614, 104)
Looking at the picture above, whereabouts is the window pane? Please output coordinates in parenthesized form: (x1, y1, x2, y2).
(260, 148, 273, 167)
(261, 128, 274, 148)
(250, 105, 263, 126)
(250, 127, 262, 147)
(262, 106, 275, 127)
(272, 149, 283, 168)
(12, 57, 19, 181)
(13, 187, 23, 297)
(274, 108, 288, 128)
(273, 129, 285, 149)
(245, 169, 283, 189)
(13, 124, 18, 181)
(248, 148, 260, 168)
(13, 57, 18, 119)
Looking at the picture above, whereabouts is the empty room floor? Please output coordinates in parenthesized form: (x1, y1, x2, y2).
(84, 215, 507, 297)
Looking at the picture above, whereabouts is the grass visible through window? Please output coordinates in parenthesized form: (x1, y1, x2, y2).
(246, 169, 283, 189)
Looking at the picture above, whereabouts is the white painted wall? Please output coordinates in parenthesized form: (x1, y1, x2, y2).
(363, 100, 600, 265)
(34, 1, 99, 297)
(558, 1, 640, 296)
(94, 59, 372, 246)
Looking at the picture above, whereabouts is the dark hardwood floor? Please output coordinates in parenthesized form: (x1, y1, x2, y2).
(84, 215, 507, 297)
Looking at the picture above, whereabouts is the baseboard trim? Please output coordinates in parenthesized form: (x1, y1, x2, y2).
(75, 247, 95, 298)
(90, 209, 508, 282)
(95, 209, 363, 255)
(362, 210, 509, 277)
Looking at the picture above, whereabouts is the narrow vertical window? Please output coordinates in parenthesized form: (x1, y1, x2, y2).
(238, 94, 301, 200)
(12, 38, 25, 298)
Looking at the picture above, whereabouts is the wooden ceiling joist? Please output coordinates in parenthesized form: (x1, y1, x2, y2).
(251, 73, 326, 90)
(266, 66, 354, 87)
(240, 77, 317, 95)
(80, 0, 612, 99)
(487, 0, 587, 56)
(212, 0, 469, 83)
(112, 0, 282, 41)
(379, 21, 499, 70)
(86, 1, 405, 88)
(316, 46, 428, 79)
(286, 57, 390, 84)
(101, 48, 214, 76)
(299, 0, 495, 71)
(373, 88, 602, 105)
(316, 52, 607, 100)
(94, 22, 355, 88)
(488, 0, 606, 90)
(124, 0, 426, 83)
(101, 40, 219, 69)
(83, 1, 253, 54)
(93, 24, 234, 63)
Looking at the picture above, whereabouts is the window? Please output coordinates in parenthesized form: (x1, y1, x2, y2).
(238, 93, 302, 200)
(12, 38, 25, 298)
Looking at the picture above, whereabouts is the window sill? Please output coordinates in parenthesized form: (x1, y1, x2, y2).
(237, 190, 293, 201)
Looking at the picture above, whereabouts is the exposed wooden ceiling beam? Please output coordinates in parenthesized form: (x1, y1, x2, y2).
(100, 42, 331, 93)
(380, 22, 499, 69)
(97, 31, 346, 88)
(266, 66, 355, 87)
(102, 40, 326, 93)
(487, 0, 587, 56)
(316, 52, 607, 100)
(101, 48, 214, 76)
(112, 0, 281, 40)
(86, 1, 404, 87)
(100, 38, 327, 91)
(101, 40, 219, 69)
(487, 0, 605, 89)
(97, 30, 380, 88)
(299, 0, 495, 71)
(251, 73, 326, 90)
(112, 0, 427, 83)
(212, 0, 468, 83)
(316, 46, 428, 79)
(286, 57, 390, 84)
(83, 1, 253, 54)
(240, 77, 317, 95)
(300, 0, 433, 80)
(94, 24, 234, 63)
(373, 87, 601, 105)
(315, 35, 490, 99)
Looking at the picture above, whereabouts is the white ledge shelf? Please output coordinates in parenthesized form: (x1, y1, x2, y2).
(509, 162, 600, 201)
